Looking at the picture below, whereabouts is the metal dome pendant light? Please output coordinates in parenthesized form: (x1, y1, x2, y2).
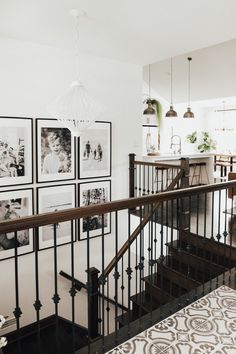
(143, 64, 156, 116)
(166, 57, 177, 117)
(49, 10, 104, 137)
(183, 57, 194, 118)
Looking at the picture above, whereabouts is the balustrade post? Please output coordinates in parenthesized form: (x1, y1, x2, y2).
(129, 153, 136, 198)
(179, 158, 190, 244)
(86, 267, 100, 339)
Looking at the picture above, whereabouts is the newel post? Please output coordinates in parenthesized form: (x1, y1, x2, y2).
(86, 267, 100, 339)
(179, 158, 190, 242)
(129, 153, 136, 198)
(180, 157, 190, 189)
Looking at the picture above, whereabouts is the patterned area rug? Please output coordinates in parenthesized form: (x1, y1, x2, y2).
(107, 285, 236, 354)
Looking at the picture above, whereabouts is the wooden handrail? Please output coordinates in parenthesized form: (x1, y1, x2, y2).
(100, 169, 184, 280)
(134, 160, 181, 169)
(1, 179, 236, 234)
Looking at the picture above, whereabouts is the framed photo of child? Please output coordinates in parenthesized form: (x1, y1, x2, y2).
(37, 184, 76, 250)
(78, 180, 111, 240)
(78, 121, 111, 179)
(0, 188, 34, 261)
(36, 119, 75, 183)
(0, 116, 33, 187)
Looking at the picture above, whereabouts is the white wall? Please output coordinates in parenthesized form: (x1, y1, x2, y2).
(0, 38, 142, 329)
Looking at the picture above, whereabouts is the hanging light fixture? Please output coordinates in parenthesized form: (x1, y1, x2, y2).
(166, 57, 177, 117)
(49, 9, 104, 137)
(183, 57, 194, 118)
(143, 64, 156, 116)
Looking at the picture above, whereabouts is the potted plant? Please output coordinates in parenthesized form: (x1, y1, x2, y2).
(144, 98, 162, 127)
(197, 131, 216, 153)
(186, 131, 197, 144)
(143, 98, 162, 152)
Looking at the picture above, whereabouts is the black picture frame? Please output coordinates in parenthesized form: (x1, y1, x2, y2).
(78, 121, 112, 179)
(78, 179, 111, 241)
(0, 188, 34, 261)
(0, 116, 33, 187)
(36, 118, 76, 183)
(37, 183, 76, 250)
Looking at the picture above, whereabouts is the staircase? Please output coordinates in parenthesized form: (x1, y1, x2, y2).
(3, 316, 88, 354)
(117, 232, 236, 328)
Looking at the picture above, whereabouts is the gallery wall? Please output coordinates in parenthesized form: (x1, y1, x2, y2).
(0, 37, 142, 329)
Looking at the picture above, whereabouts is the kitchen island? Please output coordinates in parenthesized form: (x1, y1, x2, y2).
(142, 153, 214, 185)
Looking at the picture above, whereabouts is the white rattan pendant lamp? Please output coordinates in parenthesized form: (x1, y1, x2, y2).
(49, 9, 104, 137)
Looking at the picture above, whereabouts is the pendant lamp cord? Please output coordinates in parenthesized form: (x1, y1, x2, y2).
(170, 57, 173, 105)
(148, 64, 151, 98)
(188, 57, 192, 107)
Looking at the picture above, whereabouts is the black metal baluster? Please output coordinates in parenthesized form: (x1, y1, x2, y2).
(114, 211, 119, 343)
(34, 227, 42, 354)
(138, 205, 144, 330)
(202, 192, 207, 297)
(143, 165, 146, 195)
(216, 190, 222, 288)
(169, 198, 174, 307)
(106, 275, 110, 335)
(196, 193, 200, 237)
(223, 187, 228, 284)
(70, 220, 76, 354)
(159, 201, 164, 319)
(126, 209, 132, 335)
(229, 192, 234, 286)
(151, 166, 154, 194)
(13, 231, 22, 354)
(147, 165, 150, 195)
(101, 215, 105, 350)
(139, 164, 142, 197)
(52, 224, 60, 354)
(150, 203, 154, 324)
(134, 161, 137, 198)
(86, 217, 91, 353)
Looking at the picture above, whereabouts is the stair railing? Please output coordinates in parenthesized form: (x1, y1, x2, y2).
(1, 176, 236, 353)
(129, 153, 184, 198)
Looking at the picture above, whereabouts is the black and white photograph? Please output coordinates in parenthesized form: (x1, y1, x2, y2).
(0, 189, 34, 260)
(79, 180, 111, 240)
(37, 184, 76, 250)
(78, 121, 111, 179)
(0, 117, 33, 187)
(36, 119, 75, 183)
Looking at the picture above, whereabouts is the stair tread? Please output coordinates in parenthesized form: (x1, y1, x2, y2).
(131, 290, 161, 313)
(166, 240, 226, 275)
(180, 232, 236, 261)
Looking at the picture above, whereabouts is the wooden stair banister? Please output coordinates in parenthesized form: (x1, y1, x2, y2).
(100, 168, 184, 280)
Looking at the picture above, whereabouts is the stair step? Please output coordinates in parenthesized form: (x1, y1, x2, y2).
(116, 310, 138, 328)
(156, 260, 200, 291)
(143, 273, 187, 298)
(167, 240, 226, 276)
(180, 232, 236, 263)
(130, 291, 161, 315)
(165, 255, 212, 283)
(144, 278, 175, 302)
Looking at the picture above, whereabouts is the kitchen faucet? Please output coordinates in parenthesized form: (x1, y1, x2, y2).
(170, 135, 181, 154)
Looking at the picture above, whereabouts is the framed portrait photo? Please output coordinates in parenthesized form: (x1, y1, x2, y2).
(78, 180, 111, 240)
(37, 184, 76, 250)
(0, 188, 34, 261)
(78, 121, 111, 179)
(36, 119, 75, 183)
(0, 117, 33, 187)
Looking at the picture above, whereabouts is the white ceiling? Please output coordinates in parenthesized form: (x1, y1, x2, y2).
(1, 0, 236, 65)
(143, 39, 236, 103)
